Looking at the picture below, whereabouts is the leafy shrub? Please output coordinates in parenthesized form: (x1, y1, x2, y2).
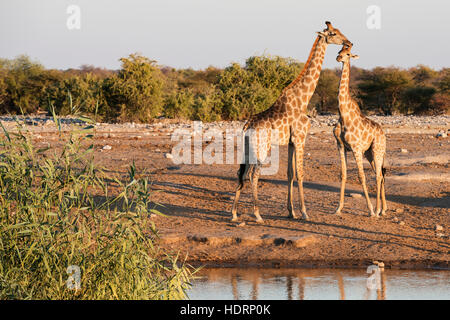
(0, 54, 448, 120)
(428, 93, 450, 115)
(310, 69, 340, 114)
(217, 56, 303, 120)
(192, 86, 223, 122)
(402, 86, 437, 114)
(44, 74, 106, 118)
(0, 115, 194, 299)
(0, 55, 56, 114)
(163, 89, 195, 119)
(103, 54, 164, 122)
(358, 67, 413, 115)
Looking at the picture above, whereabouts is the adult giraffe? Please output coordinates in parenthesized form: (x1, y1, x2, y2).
(231, 21, 351, 223)
(333, 43, 387, 217)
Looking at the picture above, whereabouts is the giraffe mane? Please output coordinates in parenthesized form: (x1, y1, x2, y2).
(282, 36, 320, 93)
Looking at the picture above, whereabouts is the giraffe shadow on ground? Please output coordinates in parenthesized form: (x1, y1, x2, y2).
(163, 171, 450, 209)
(258, 222, 447, 254)
(151, 196, 448, 254)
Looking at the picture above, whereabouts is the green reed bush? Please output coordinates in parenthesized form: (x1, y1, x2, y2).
(0, 114, 194, 299)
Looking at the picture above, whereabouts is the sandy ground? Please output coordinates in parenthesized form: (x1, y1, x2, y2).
(3, 116, 449, 269)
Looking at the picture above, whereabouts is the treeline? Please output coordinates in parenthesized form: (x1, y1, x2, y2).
(0, 54, 448, 122)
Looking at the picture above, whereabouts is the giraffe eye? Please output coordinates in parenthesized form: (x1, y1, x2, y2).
(329, 32, 336, 36)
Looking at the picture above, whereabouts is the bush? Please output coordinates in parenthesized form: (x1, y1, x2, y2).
(428, 93, 450, 115)
(358, 67, 413, 115)
(192, 86, 222, 122)
(0, 116, 194, 299)
(163, 89, 195, 119)
(0, 54, 447, 120)
(103, 54, 165, 122)
(310, 69, 340, 113)
(402, 86, 437, 114)
(0, 55, 52, 114)
(217, 56, 303, 120)
(44, 74, 106, 118)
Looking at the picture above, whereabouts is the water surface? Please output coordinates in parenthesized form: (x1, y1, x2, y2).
(188, 267, 450, 300)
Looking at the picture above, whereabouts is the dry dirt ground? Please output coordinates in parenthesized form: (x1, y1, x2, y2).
(9, 118, 450, 269)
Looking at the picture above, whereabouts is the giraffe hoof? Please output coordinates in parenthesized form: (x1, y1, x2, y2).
(256, 218, 265, 224)
(231, 217, 239, 222)
(288, 213, 298, 219)
(334, 209, 342, 216)
(301, 213, 309, 220)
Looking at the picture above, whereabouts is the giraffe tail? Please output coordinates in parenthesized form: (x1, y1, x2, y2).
(381, 160, 387, 184)
(237, 133, 256, 185)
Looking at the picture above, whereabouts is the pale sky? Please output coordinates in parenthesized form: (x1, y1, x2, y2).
(0, 0, 448, 70)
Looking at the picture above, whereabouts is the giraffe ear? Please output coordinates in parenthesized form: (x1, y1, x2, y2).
(351, 54, 360, 60)
(317, 31, 326, 37)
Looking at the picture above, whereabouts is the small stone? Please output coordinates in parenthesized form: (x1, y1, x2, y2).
(395, 208, 404, 214)
(393, 217, 399, 223)
(435, 224, 444, 232)
(102, 145, 112, 150)
(237, 222, 246, 227)
(164, 153, 173, 159)
(350, 193, 362, 198)
(436, 233, 444, 238)
(401, 148, 408, 153)
(436, 131, 447, 138)
(399, 221, 405, 226)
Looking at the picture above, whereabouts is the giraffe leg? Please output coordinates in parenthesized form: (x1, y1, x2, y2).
(287, 141, 298, 219)
(334, 126, 347, 215)
(294, 140, 308, 220)
(380, 165, 387, 216)
(374, 160, 383, 218)
(354, 151, 375, 217)
(335, 144, 347, 215)
(249, 164, 264, 223)
(231, 163, 247, 221)
(364, 149, 381, 217)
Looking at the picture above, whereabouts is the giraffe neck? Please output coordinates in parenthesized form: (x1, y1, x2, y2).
(339, 60, 351, 101)
(284, 36, 328, 113)
(338, 60, 362, 120)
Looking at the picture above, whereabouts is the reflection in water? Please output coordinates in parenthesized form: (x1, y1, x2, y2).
(189, 268, 449, 300)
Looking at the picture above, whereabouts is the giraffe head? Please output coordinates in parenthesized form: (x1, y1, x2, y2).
(317, 21, 351, 46)
(336, 43, 359, 63)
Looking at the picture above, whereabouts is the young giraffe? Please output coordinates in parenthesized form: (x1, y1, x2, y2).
(232, 21, 351, 223)
(333, 43, 387, 217)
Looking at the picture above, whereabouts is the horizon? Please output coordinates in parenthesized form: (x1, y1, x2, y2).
(1, 0, 449, 71)
(2, 53, 449, 73)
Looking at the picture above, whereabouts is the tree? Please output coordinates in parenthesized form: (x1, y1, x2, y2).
(358, 67, 413, 115)
(402, 86, 436, 114)
(310, 69, 340, 113)
(217, 55, 303, 120)
(409, 64, 438, 85)
(0, 55, 47, 113)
